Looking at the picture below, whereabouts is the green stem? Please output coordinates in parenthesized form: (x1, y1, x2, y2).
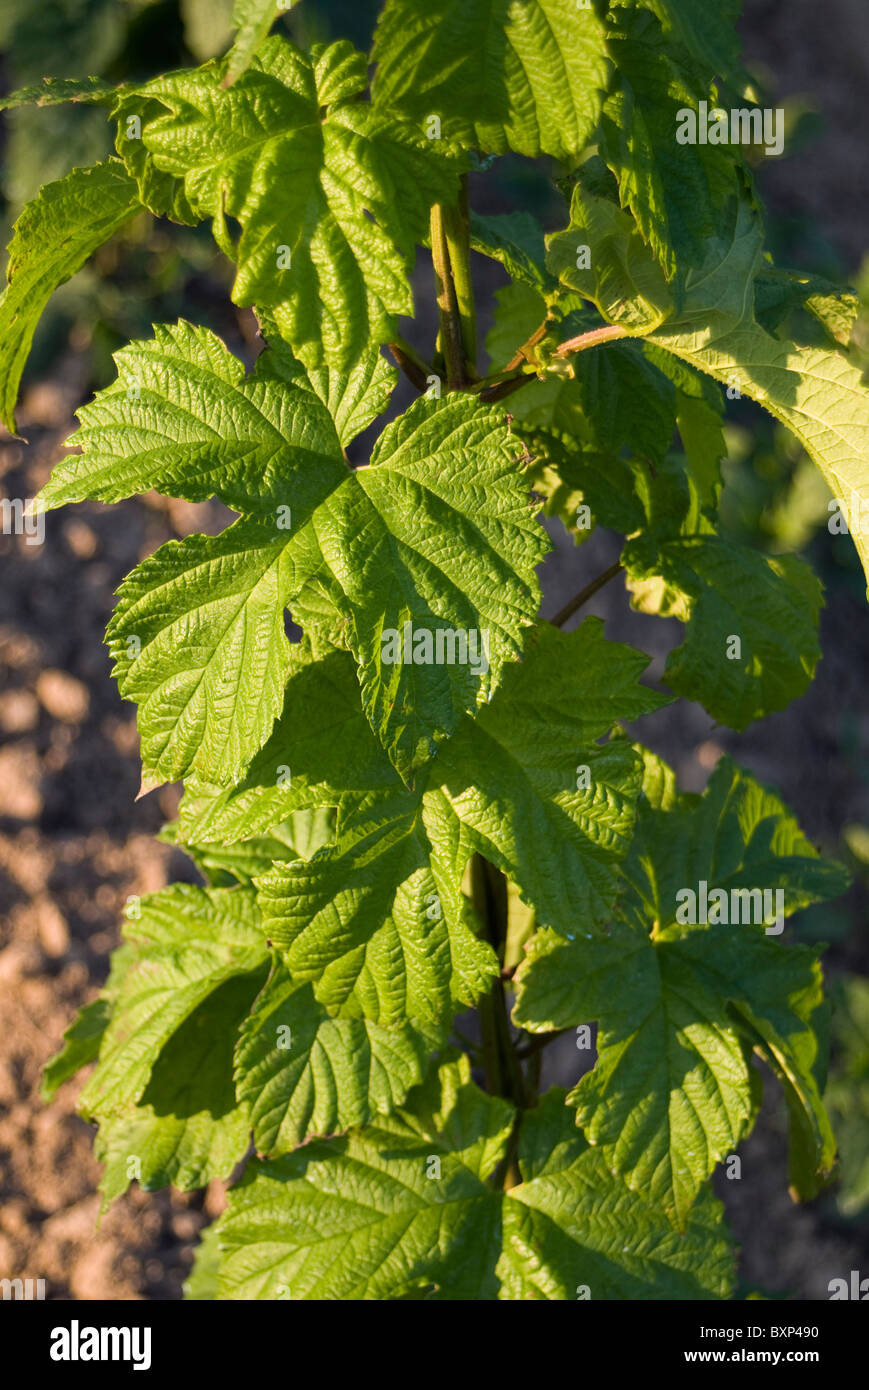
(477, 992, 503, 1098)
(442, 182, 477, 375)
(474, 366, 535, 402)
(497, 1115, 523, 1192)
(494, 978, 526, 1109)
(430, 203, 466, 390)
(471, 853, 504, 1096)
(471, 854, 526, 1116)
(516, 1028, 571, 1060)
(526, 1046, 543, 1105)
(549, 560, 623, 629)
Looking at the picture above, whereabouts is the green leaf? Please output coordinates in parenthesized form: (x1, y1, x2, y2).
(514, 756, 847, 1225)
(622, 458, 823, 728)
(254, 624, 666, 1024)
(611, 0, 748, 90)
(643, 199, 869, 593)
(673, 386, 726, 503)
(256, 784, 497, 1023)
(106, 519, 300, 791)
(41, 999, 110, 1102)
(601, 8, 743, 277)
(470, 211, 555, 296)
(95, 969, 266, 1201)
(517, 921, 828, 1228)
(184, 1221, 222, 1300)
(621, 754, 850, 935)
(519, 432, 603, 548)
(79, 884, 268, 1118)
(754, 269, 859, 350)
(497, 1090, 734, 1299)
(234, 959, 439, 1153)
(224, 0, 295, 88)
(0, 77, 118, 110)
(216, 1055, 512, 1299)
(135, 37, 465, 372)
(330, 394, 547, 779)
(211, 1058, 733, 1298)
(111, 92, 199, 225)
(548, 185, 869, 590)
(372, 0, 609, 160)
(434, 622, 668, 934)
(632, 544, 822, 728)
(255, 315, 396, 447)
(77, 353, 546, 785)
(38, 319, 345, 515)
(0, 159, 140, 432)
(176, 649, 400, 845)
(547, 184, 674, 333)
(572, 340, 678, 466)
(545, 201, 827, 721)
(658, 375, 869, 588)
(162, 803, 335, 886)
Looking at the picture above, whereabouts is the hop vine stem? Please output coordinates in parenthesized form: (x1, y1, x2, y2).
(471, 855, 527, 1100)
(445, 178, 477, 373)
(549, 560, 624, 629)
(430, 202, 468, 390)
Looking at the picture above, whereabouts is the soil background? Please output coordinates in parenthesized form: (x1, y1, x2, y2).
(1, 0, 868, 1301)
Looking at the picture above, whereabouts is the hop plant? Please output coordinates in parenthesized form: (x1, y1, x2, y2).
(4, 0, 865, 1300)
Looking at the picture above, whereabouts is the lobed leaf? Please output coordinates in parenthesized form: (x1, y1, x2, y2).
(39, 319, 345, 515)
(41, 999, 110, 1102)
(209, 1059, 734, 1299)
(133, 37, 465, 373)
(106, 519, 299, 792)
(497, 1090, 735, 1298)
(514, 756, 847, 1225)
(622, 459, 823, 728)
(59, 341, 548, 786)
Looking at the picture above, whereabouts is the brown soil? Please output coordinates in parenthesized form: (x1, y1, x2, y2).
(0, 370, 231, 1300)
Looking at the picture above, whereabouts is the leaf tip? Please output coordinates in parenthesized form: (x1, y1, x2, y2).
(135, 774, 161, 801)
